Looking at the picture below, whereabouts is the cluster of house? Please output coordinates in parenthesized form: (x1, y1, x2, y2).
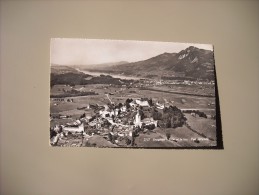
(156, 79, 215, 86)
(52, 98, 74, 102)
(50, 98, 168, 146)
(132, 79, 215, 88)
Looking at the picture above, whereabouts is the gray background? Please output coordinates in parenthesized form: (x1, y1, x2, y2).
(1, 0, 258, 195)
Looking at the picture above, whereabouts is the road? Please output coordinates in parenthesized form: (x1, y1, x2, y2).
(140, 87, 215, 98)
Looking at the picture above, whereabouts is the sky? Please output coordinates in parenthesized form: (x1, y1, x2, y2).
(51, 38, 213, 65)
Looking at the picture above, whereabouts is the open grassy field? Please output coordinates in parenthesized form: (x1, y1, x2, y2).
(151, 84, 215, 97)
(134, 124, 216, 148)
(185, 113, 216, 141)
(50, 84, 216, 112)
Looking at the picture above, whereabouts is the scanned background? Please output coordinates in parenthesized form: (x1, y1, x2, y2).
(1, 0, 259, 195)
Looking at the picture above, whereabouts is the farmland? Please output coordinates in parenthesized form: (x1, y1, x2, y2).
(50, 70, 218, 148)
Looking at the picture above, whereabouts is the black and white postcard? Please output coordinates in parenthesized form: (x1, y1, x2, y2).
(50, 38, 223, 149)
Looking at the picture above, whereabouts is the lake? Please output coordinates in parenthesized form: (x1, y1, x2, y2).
(75, 68, 143, 80)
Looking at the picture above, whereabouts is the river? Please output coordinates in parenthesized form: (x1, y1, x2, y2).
(75, 68, 142, 80)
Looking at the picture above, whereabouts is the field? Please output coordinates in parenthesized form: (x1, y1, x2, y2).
(51, 84, 216, 112)
(50, 82, 217, 148)
(49, 63, 220, 148)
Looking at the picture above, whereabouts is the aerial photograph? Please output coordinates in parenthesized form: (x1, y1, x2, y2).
(50, 38, 222, 148)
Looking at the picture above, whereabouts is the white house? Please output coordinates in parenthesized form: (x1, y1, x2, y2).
(156, 102, 164, 109)
(135, 99, 150, 107)
(63, 123, 84, 133)
(142, 118, 158, 127)
(134, 110, 142, 128)
(121, 106, 127, 112)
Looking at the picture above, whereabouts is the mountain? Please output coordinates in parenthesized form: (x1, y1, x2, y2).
(51, 65, 80, 74)
(89, 46, 215, 80)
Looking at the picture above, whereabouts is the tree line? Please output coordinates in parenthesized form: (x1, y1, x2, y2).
(51, 73, 134, 88)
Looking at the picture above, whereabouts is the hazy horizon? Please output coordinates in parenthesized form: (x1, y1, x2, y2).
(51, 38, 213, 66)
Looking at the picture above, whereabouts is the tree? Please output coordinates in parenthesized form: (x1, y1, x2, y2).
(126, 102, 131, 109)
(112, 115, 115, 122)
(80, 113, 86, 119)
(125, 137, 131, 145)
(131, 131, 136, 146)
(148, 98, 153, 106)
(50, 128, 57, 138)
(118, 103, 123, 108)
(139, 110, 145, 120)
(162, 113, 171, 128)
(126, 98, 133, 104)
(125, 99, 133, 109)
(166, 131, 171, 140)
(58, 125, 63, 133)
(152, 109, 162, 120)
(146, 124, 155, 130)
(162, 106, 186, 128)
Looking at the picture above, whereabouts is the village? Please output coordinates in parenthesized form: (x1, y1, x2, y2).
(50, 69, 218, 148)
(50, 65, 219, 148)
(49, 94, 193, 147)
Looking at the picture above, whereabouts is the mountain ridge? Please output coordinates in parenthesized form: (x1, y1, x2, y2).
(68, 46, 215, 80)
